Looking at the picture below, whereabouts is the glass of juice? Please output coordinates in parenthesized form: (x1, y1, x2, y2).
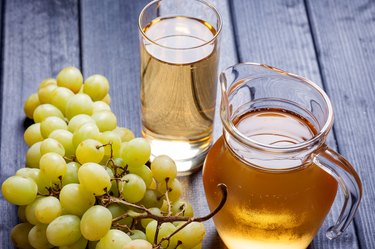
(203, 63, 362, 249)
(138, 0, 222, 175)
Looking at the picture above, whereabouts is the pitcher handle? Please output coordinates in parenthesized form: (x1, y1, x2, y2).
(313, 145, 362, 239)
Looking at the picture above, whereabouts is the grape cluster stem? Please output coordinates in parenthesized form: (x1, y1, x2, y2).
(98, 142, 227, 248)
(99, 183, 227, 249)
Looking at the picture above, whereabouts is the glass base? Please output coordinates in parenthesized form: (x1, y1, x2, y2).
(142, 129, 212, 175)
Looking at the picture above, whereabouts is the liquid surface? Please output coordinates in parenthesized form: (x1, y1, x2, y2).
(141, 16, 219, 173)
(235, 109, 316, 146)
(203, 109, 337, 249)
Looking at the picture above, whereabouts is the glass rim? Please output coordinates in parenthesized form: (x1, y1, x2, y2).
(220, 62, 334, 153)
(138, 0, 223, 50)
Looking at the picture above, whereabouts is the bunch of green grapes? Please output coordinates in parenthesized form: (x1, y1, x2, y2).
(1, 66, 206, 249)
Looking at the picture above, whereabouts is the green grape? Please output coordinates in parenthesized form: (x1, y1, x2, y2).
(68, 114, 95, 133)
(160, 199, 169, 213)
(141, 207, 162, 229)
(80, 205, 112, 241)
(34, 196, 62, 224)
(96, 229, 131, 249)
(11, 223, 34, 249)
(26, 141, 42, 168)
(24, 93, 40, 119)
(173, 222, 205, 249)
(76, 139, 104, 164)
(72, 122, 100, 149)
(120, 138, 151, 168)
(49, 129, 75, 156)
(92, 101, 111, 113)
(171, 200, 194, 218)
(62, 162, 80, 185)
(138, 189, 163, 209)
(28, 224, 54, 249)
(109, 179, 120, 197)
(129, 164, 153, 188)
(123, 239, 153, 249)
(40, 137, 65, 156)
(33, 104, 64, 123)
(151, 155, 177, 183)
(145, 220, 157, 244)
(83, 74, 110, 101)
(40, 116, 68, 138)
(65, 93, 93, 120)
(91, 110, 117, 132)
(39, 152, 67, 182)
(1, 176, 37, 205)
(104, 167, 120, 197)
(24, 123, 44, 146)
(46, 215, 81, 246)
(16, 167, 40, 182)
(25, 197, 42, 225)
(107, 203, 132, 226)
(59, 236, 88, 249)
(146, 220, 176, 247)
(37, 171, 53, 195)
(119, 174, 146, 203)
(100, 155, 110, 166)
(158, 178, 183, 202)
(39, 78, 57, 89)
(113, 127, 135, 142)
(38, 84, 58, 104)
(18, 205, 27, 222)
(78, 163, 111, 196)
(56, 66, 83, 93)
(99, 131, 121, 157)
(113, 157, 126, 167)
(59, 183, 95, 216)
(119, 142, 128, 162)
(50, 86, 74, 114)
(102, 93, 111, 104)
(149, 178, 158, 190)
(129, 230, 147, 240)
(105, 165, 114, 178)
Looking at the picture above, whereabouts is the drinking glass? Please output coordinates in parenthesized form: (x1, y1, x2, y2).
(138, 0, 222, 175)
(203, 63, 362, 249)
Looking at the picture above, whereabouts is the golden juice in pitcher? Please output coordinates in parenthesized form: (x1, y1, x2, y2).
(203, 108, 338, 249)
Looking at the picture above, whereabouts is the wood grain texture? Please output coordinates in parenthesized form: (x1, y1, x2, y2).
(230, 0, 359, 248)
(80, 0, 146, 134)
(306, 0, 375, 248)
(80, 0, 236, 247)
(0, 0, 79, 247)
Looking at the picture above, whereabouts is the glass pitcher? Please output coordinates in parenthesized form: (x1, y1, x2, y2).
(202, 63, 362, 249)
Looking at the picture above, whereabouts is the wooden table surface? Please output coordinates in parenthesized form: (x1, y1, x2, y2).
(0, 0, 374, 248)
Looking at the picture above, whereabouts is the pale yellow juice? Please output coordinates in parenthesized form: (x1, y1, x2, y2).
(141, 16, 219, 172)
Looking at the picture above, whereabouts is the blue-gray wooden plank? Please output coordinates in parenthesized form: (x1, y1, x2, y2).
(80, 0, 236, 247)
(306, 0, 375, 248)
(0, 0, 80, 247)
(230, 0, 359, 248)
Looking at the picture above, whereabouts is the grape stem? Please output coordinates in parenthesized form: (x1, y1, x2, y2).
(100, 183, 228, 248)
(99, 142, 129, 196)
(112, 222, 133, 234)
(63, 155, 76, 162)
(106, 183, 227, 224)
(96, 142, 228, 248)
(164, 178, 172, 217)
(174, 204, 187, 217)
